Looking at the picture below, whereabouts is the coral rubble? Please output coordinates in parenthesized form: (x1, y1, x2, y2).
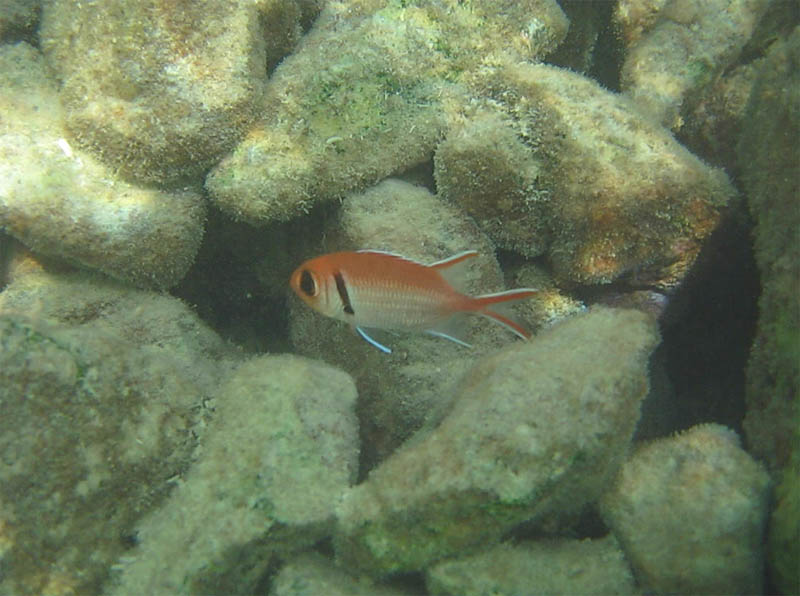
(0, 0, 791, 592)
(206, 0, 569, 223)
(0, 43, 205, 289)
(615, 0, 770, 130)
(601, 424, 771, 595)
(108, 355, 358, 595)
(39, 0, 315, 186)
(439, 63, 735, 288)
(737, 26, 800, 595)
(0, 270, 236, 595)
(272, 553, 409, 596)
(334, 307, 659, 575)
(0, 0, 40, 42)
(425, 536, 636, 596)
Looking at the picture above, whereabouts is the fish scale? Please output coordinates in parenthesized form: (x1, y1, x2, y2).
(347, 277, 455, 330)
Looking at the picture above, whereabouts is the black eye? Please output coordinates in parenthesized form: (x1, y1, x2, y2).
(299, 270, 316, 296)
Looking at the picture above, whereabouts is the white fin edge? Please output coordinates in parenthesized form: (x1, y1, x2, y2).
(357, 249, 406, 257)
(356, 248, 424, 264)
(476, 288, 538, 299)
(428, 250, 479, 267)
(356, 249, 480, 270)
(431, 251, 480, 292)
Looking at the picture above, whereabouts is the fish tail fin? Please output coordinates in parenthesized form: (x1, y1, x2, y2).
(471, 289, 537, 339)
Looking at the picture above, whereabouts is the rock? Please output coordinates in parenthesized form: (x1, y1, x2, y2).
(0, 42, 205, 289)
(443, 62, 735, 289)
(288, 179, 530, 470)
(0, 0, 39, 42)
(271, 553, 410, 596)
(768, 445, 800, 596)
(108, 354, 359, 595)
(206, 0, 568, 224)
(334, 307, 659, 576)
(0, 270, 237, 382)
(0, 269, 236, 595)
(434, 108, 550, 258)
(737, 26, 800, 594)
(615, 0, 770, 129)
(509, 262, 587, 329)
(0, 233, 19, 291)
(601, 423, 771, 595)
(680, 60, 762, 169)
(426, 536, 636, 596)
(739, 26, 800, 473)
(39, 0, 312, 186)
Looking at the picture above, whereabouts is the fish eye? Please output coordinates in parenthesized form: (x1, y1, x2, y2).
(299, 269, 317, 296)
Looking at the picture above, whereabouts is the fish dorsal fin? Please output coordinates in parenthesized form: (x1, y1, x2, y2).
(356, 249, 479, 291)
(357, 248, 419, 260)
(356, 249, 428, 268)
(429, 250, 479, 292)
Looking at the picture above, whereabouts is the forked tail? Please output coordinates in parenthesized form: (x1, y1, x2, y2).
(472, 289, 537, 339)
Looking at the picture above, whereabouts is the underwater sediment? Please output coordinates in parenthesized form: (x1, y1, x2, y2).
(0, 0, 796, 594)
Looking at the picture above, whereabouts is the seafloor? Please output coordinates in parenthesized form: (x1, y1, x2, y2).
(0, 1, 798, 595)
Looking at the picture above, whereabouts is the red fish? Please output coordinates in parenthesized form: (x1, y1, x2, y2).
(289, 250, 536, 353)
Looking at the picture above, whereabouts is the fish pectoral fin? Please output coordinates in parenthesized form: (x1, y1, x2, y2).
(426, 313, 472, 348)
(356, 326, 392, 354)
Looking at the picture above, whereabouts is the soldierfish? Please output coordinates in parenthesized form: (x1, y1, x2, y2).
(289, 249, 537, 353)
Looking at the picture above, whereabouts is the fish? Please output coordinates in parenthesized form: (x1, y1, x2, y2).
(289, 249, 537, 353)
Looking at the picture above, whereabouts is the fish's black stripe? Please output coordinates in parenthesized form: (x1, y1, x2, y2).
(333, 271, 355, 315)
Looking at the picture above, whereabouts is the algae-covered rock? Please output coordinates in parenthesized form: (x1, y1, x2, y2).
(0, 269, 237, 382)
(108, 354, 359, 595)
(0, 0, 39, 42)
(0, 270, 236, 595)
(509, 261, 587, 329)
(0, 42, 205, 289)
(601, 424, 771, 595)
(737, 26, 800, 595)
(334, 307, 659, 576)
(768, 439, 800, 596)
(434, 108, 550, 257)
(615, 0, 770, 130)
(207, 0, 568, 224)
(288, 179, 530, 469)
(441, 62, 735, 289)
(426, 536, 636, 596)
(680, 60, 762, 169)
(739, 27, 800, 472)
(40, 0, 312, 186)
(271, 553, 411, 596)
